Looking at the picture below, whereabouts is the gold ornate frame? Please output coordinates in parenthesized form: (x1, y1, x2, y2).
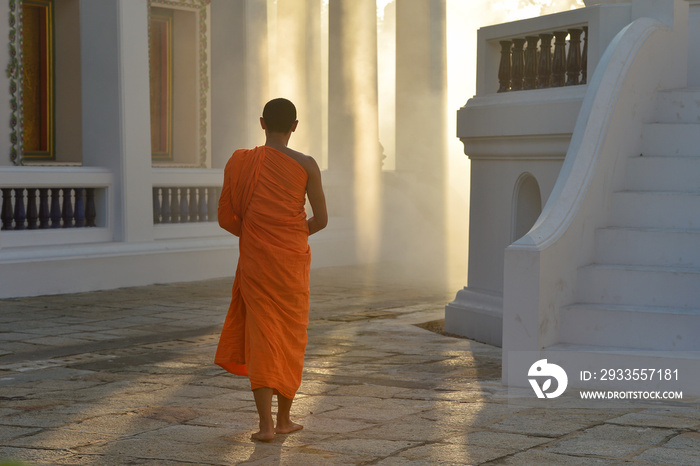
(148, 0, 211, 167)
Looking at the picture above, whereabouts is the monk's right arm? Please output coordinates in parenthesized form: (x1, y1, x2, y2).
(218, 163, 239, 235)
(306, 158, 328, 235)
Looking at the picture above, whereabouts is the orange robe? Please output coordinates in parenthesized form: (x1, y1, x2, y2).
(215, 146, 310, 400)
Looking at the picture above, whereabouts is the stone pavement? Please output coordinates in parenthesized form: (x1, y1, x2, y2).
(1, 264, 699, 465)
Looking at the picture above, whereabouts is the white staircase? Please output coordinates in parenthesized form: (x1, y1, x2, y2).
(558, 88, 700, 352)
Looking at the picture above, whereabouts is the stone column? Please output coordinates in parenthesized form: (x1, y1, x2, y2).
(80, 0, 153, 242)
(395, 0, 447, 178)
(245, 0, 270, 146)
(211, 0, 246, 167)
(327, 0, 381, 231)
(393, 0, 448, 269)
(274, 0, 323, 159)
(210, 0, 268, 167)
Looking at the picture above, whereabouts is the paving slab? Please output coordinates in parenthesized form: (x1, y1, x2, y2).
(632, 446, 700, 465)
(0, 264, 698, 465)
(487, 449, 617, 465)
(607, 411, 700, 429)
(395, 442, 511, 465)
(541, 424, 677, 457)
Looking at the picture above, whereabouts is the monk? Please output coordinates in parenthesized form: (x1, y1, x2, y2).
(215, 98, 328, 441)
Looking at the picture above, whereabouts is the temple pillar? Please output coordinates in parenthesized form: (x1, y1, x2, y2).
(327, 0, 381, 260)
(244, 0, 270, 146)
(80, 0, 152, 243)
(211, 0, 268, 167)
(391, 0, 448, 272)
(274, 0, 323, 159)
(395, 0, 447, 179)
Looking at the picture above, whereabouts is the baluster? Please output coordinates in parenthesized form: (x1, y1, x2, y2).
(523, 36, 539, 90)
(171, 188, 181, 223)
(13, 188, 26, 230)
(537, 33, 553, 89)
(86, 188, 97, 227)
(74, 188, 85, 227)
(198, 187, 208, 222)
(39, 188, 50, 228)
(581, 26, 588, 84)
(153, 187, 161, 224)
(1, 188, 13, 230)
(498, 40, 512, 92)
(551, 31, 568, 87)
(26, 188, 38, 229)
(189, 188, 199, 222)
(62, 188, 74, 228)
(511, 39, 525, 91)
(566, 28, 582, 86)
(208, 187, 218, 222)
(169, 188, 177, 223)
(50, 188, 62, 228)
(161, 188, 171, 224)
(180, 188, 189, 223)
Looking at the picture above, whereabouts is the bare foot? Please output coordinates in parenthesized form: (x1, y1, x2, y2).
(275, 421, 303, 435)
(251, 428, 275, 442)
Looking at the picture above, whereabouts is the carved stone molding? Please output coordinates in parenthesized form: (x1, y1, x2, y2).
(6, 0, 24, 165)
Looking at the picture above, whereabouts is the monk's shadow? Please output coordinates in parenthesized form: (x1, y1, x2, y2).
(243, 435, 287, 464)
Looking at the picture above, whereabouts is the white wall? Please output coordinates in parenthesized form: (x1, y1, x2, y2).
(688, 0, 700, 86)
(446, 86, 586, 344)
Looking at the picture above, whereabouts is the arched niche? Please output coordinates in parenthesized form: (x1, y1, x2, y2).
(512, 172, 542, 242)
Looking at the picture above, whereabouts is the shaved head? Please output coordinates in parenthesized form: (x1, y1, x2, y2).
(262, 98, 297, 133)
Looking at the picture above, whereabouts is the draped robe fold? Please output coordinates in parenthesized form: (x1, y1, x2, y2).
(215, 146, 310, 400)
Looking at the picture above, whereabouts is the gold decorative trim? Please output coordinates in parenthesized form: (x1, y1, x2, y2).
(20, 0, 54, 161)
(149, 8, 174, 161)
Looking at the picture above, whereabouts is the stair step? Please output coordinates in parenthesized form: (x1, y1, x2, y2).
(541, 343, 700, 396)
(654, 88, 700, 124)
(555, 89, 700, 375)
(595, 227, 700, 268)
(609, 190, 700, 229)
(560, 304, 700, 350)
(577, 263, 700, 308)
(641, 123, 700, 156)
(626, 155, 700, 191)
